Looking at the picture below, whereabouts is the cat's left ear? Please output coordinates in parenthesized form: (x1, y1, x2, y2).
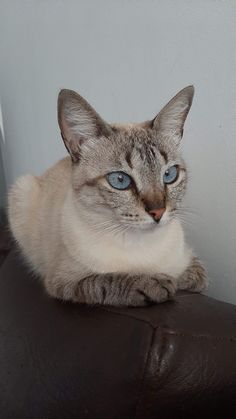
(58, 89, 112, 162)
(152, 85, 194, 142)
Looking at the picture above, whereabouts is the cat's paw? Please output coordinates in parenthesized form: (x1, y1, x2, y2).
(128, 275, 177, 307)
(177, 257, 208, 292)
(44, 276, 76, 301)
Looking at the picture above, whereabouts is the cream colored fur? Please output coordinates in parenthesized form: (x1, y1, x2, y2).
(8, 156, 192, 284)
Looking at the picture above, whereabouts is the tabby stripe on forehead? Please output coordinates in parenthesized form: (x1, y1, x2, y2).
(135, 146, 144, 161)
(146, 144, 157, 164)
(149, 146, 156, 159)
(140, 143, 151, 163)
(159, 149, 168, 163)
(125, 150, 133, 168)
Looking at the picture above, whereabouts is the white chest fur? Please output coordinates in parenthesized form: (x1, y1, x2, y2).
(61, 198, 192, 279)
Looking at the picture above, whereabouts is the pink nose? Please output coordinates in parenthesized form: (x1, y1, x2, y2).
(149, 207, 166, 222)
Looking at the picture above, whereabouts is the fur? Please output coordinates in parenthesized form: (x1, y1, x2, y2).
(8, 86, 208, 306)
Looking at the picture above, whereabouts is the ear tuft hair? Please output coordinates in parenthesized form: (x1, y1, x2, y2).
(58, 89, 111, 162)
(153, 85, 194, 140)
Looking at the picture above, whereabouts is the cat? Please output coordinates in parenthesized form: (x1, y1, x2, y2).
(8, 86, 207, 306)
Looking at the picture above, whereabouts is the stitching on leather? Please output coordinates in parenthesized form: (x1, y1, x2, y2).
(99, 307, 236, 342)
(160, 329, 236, 342)
(134, 328, 155, 419)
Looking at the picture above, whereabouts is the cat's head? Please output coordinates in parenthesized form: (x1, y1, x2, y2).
(58, 86, 194, 233)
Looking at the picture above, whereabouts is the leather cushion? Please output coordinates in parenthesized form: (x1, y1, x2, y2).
(0, 250, 236, 418)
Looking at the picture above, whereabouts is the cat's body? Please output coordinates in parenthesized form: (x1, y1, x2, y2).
(8, 87, 207, 306)
(9, 156, 192, 278)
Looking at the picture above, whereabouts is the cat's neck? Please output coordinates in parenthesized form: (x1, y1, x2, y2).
(60, 190, 190, 277)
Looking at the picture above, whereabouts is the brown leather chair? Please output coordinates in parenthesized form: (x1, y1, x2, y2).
(0, 250, 236, 419)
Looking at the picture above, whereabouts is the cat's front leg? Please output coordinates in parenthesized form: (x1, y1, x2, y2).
(177, 256, 208, 292)
(45, 272, 177, 307)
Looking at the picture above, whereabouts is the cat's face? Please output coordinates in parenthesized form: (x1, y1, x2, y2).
(58, 86, 193, 233)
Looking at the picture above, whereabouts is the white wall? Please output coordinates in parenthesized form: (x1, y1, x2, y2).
(1, 0, 236, 304)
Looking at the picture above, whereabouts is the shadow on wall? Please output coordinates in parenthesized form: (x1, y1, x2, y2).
(0, 126, 11, 265)
(0, 123, 7, 210)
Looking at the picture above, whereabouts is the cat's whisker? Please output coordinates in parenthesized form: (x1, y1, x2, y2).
(175, 206, 200, 216)
(92, 220, 130, 239)
(171, 214, 194, 229)
(173, 212, 196, 222)
(172, 208, 202, 221)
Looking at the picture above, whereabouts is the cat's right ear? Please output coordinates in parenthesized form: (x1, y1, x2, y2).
(58, 89, 111, 162)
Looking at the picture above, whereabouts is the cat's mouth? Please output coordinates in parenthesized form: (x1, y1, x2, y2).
(121, 213, 171, 232)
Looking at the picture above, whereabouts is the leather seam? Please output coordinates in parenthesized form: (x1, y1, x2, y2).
(99, 306, 157, 328)
(159, 329, 236, 342)
(99, 307, 236, 342)
(134, 328, 155, 419)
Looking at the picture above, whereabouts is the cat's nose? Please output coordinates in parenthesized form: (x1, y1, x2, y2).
(148, 207, 166, 222)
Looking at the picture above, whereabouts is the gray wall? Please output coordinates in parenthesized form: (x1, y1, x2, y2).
(0, 0, 236, 303)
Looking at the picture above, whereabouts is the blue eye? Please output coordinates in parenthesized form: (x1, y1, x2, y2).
(107, 171, 132, 190)
(163, 165, 179, 184)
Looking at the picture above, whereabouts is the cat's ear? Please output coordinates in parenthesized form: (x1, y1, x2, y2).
(58, 89, 111, 162)
(152, 85, 194, 141)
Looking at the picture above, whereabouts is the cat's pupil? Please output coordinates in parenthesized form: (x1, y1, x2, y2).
(165, 170, 169, 176)
(118, 175, 124, 182)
